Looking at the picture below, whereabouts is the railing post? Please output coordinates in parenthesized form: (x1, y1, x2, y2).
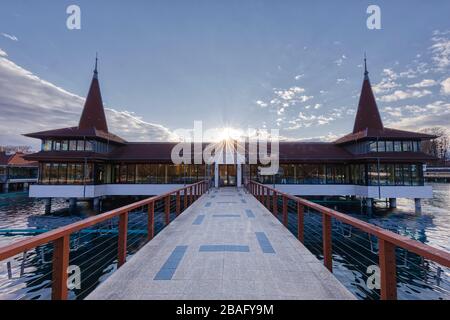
(379, 239, 397, 300)
(52, 235, 70, 300)
(266, 188, 270, 209)
(165, 195, 170, 225)
(322, 214, 332, 272)
(176, 191, 181, 216)
(297, 204, 304, 243)
(273, 191, 278, 216)
(118, 211, 128, 268)
(184, 188, 188, 209)
(147, 201, 154, 241)
(282, 195, 288, 226)
(189, 186, 193, 205)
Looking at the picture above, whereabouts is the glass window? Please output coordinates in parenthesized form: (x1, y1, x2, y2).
(67, 164, 76, 184)
(395, 164, 403, 185)
(54, 141, 61, 151)
(76, 140, 85, 151)
(85, 141, 94, 152)
(49, 163, 59, 184)
(402, 141, 413, 152)
(369, 141, 377, 152)
(367, 164, 379, 186)
(61, 140, 69, 151)
(119, 165, 127, 183)
(42, 140, 52, 151)
(403, 164, 411, 185)
(377, 141, 386, 152)
(394, 141, 402, 152)
(127, 164, 136, 183)
(74, 164, 83, 184)
(69, 140, 77, 151)
(385, 141, 394, 152)
(85, 163, 94, 184)
(411, 164, 420, 186)
(59, 163, 67, 184)
(41, 163, 51, 184)
(386, 164, 395, 185)
(413, 141, 421, 152)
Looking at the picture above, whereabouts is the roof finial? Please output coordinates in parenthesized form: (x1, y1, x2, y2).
(364, 52, 369, 80)
(94, 53, 98, 79)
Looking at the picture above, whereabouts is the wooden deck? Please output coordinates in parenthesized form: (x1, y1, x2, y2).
(87, 187, 355, 300)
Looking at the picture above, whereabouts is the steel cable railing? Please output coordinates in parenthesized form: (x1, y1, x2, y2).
(0, 180, 209, 300)
(247, 180, 450, 300)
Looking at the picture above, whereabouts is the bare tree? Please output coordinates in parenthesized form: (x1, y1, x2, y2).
(421, 127, 449, 165)
(0, 145, 33, 154)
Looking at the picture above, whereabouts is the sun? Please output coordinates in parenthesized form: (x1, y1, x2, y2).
(216, 127, 242, 142)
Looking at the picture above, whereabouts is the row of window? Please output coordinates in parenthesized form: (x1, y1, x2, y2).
(0, 167, 37, 179)
(346, 140, 421, 154)
(41, 139, 110, 153)
(38, 162, 425, 186)
(249, 163, 424, 186)
(39, 163, 213, 185)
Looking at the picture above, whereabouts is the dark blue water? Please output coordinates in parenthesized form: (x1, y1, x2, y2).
(0, 184, 449, 300)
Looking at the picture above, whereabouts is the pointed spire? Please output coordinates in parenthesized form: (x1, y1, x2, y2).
(94, 53, 98, 79)
(78, 54, 109, 132)
(352, 54, 383, 133)
(364, 52, 369, 80)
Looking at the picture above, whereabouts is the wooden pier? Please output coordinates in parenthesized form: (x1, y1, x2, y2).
(87, 187, 354, 300)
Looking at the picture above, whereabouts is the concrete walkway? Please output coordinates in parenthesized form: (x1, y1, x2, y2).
(87, 187, 355, 300)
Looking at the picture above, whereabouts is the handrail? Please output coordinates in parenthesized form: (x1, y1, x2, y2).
(0, 180, 209, 300)
(248, 180, 450, 300)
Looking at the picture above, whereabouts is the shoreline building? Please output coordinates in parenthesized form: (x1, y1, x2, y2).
(0, 152, 38, 193)
(24, 59, 436, 212)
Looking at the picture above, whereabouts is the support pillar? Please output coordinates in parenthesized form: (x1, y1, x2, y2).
(389, 198, 397, 209)
(414, 198, 422, 214)
(44, 198, 52, 214)
(366, 198, 373, 208)
(3, 182, 9, 193)
(69, 198, 77, 214)
(23, 183, 29, 191)
(93, 197, 101, 212)
(214, 163, 219, 188)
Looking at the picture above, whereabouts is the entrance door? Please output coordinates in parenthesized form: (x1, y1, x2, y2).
(219, 165, 237, 187)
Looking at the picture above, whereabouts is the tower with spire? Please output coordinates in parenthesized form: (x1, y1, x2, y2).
(334, 54, 435, 145)
(78, 54, 109, 132)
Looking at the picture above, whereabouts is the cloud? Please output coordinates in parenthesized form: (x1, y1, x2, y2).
(0, 48, 7, 57)
(430, 30, 450, 71)
(336, 78, 346, 84)
(385, 101, 450, 131)
(334, 55, 347, 67)
(274, 86, 305, 100)
(379, 89, 432, 102)
(294, 74, 304, 80)
(255, 100, 268, 108)
(2, 33, 18, 41)
(0, 54, 177, 149)
(441, 77, 450, 95)
(407, 79, 437, 88)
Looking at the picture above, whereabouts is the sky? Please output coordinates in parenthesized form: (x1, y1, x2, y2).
(0, 0, 449, 149)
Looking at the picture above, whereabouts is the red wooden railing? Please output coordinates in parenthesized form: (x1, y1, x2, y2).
(248, 180, 450, 300)
(0, 180, 209, 300)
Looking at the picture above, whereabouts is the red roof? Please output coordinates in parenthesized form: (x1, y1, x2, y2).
(7, 152, 38, 167)
(78, 71, 108, 132)
(24, 127, 126, 144)
(353, 75, 383, 133)
(334, 127, 437, 144)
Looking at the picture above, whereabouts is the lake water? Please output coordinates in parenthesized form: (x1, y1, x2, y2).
(0, 184, 448, 300)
